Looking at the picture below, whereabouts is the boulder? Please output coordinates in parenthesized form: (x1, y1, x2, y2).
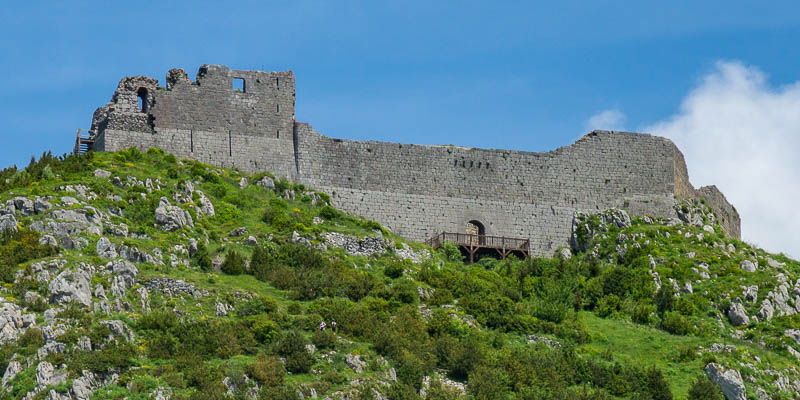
(739, 260, 757, 273)
(12, 196, 35, 216)
(34, 197, 52, 214)
(196, 191, 215, 217)
(93, 169, 111, 178)
(154, 197, 193, 231)
(768, 283, 797, 317)
(96, 237, 118, 259)
(110, 260, 138, 297)
(239, 177, 248, 188)
(189, 239, 198, 256)
(0, 214, 18, 233)
(757, 299, 775, 321)
(727, 302, 750, 326)
(246, 236, 258, 246)
(257, 176, 275, 190)
(100, 320, 135, 342)
(49, 269, 93, 307)
(558, 248, 572, 260)
(704, 363, 746, 400)
(0, 301, 24, 344)
(1, 360, 21, 389)
(346, 353, 367, 373)
(38, 234, 58, 247)
(743, 285, 758, 303)
(36, 361, 66, 387)
(72, 371, 98, 400)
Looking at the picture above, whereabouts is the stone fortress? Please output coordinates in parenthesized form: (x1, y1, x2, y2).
(84, 64, 740, 256)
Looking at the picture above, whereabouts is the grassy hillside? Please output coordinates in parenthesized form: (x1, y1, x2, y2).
(0, 148, 798, 400)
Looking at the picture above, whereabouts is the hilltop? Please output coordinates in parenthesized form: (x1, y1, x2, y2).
(0, 148, 797, 400)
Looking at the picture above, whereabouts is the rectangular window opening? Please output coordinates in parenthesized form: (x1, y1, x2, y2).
(276, 77, 279, 87)
(190, 130, 194, 153)
(277, 130, 280, 139)
(276, 104, 280, 113)
(232, 78, 246, 92)
(228, 131, 232, 157)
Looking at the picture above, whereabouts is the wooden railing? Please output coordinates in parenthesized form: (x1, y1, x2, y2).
(426, 232, 530, 263)
(426, 232, 529, 251)
(73, 129, 95, 155)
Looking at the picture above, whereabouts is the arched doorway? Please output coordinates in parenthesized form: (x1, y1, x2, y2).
(466, 220, 485, 246)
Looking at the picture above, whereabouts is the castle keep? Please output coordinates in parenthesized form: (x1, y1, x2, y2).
(84, 65, 740, 256)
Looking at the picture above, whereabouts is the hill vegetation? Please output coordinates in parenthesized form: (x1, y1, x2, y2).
(0, 148, 798, 399)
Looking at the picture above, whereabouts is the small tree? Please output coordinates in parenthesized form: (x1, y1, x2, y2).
(221, 249, 245, 275)
(655, 284, 675, 316)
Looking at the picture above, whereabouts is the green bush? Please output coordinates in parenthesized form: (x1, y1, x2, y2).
(687, 375, 723, 400)
(238, 296, 278, 316)
(655, 285, 675, 315)
(632, 302, 654, 324)
(311, 329, 336, 349)
(661, 312, 692, 335)
(318, 205, 341, 220)
(275, 330, 313, 373)
(384, 262, 404, 279)
(221, 249, 245, 275)
(247, 353, 285, 387)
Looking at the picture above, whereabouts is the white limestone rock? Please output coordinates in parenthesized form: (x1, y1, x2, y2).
(154, 197, 193, 231)
(49, 269, 93, 307)
(727, 302, 750, 327)
(704, 363, 746, 400)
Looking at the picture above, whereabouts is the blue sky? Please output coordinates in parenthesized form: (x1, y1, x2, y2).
(1, 1, 799, 254)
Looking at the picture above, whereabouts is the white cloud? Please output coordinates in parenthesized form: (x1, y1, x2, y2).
(644, 61, 800, 256)
(586, 109, 626, 131)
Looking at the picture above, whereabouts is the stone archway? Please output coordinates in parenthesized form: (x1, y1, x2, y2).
(466, 220, 485, 245)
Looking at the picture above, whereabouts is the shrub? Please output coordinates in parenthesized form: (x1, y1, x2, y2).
(596, 295, 621, 318)
(661, 312, 691, 335)
(246, 353, 285, 387)
(654, 285, 675, 315)
(318, 205, 341, 220)
(384, 262, 404, 279)
(17, 327, 44, 349)
(311, 329, 336, 349)
(632, 302, 654, 325)
(221, 249, 245, 275)
(192, 242, 213, 272)
(687, 375, 723, 400)
(238, 296, 277, 316)
(643, 366, 673, 400)
(276, 330, 312, 373)
(250, 316, 279, 344)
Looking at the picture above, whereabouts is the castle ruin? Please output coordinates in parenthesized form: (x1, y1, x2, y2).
(83, 65, 740, 256)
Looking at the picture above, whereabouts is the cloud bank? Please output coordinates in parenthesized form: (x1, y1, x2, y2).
(644, 61, 800, 256)
(586, 109, 626, 131)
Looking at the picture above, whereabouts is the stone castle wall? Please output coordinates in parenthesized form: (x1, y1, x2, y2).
(89, 65, 741, 256)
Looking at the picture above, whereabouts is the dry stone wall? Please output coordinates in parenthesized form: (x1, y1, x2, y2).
(89, 65, 741, 256)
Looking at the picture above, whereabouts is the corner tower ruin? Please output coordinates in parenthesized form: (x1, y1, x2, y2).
(83, 64, 741, 256)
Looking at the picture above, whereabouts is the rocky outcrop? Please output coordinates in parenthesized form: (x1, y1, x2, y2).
(96, 237, 118, 259)
(705, 363, 746, 400)
(155, 197, 193, 231)
(0, 214, 18, 232)
(727, 302, 750, 326)
(0, 301, 24, 344)
(49, 268, 93, 307)
(571, 208, 631, 252)
(257, 176, 275, 190)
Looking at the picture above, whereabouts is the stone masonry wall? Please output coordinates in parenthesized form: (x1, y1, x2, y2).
(90, 65, 741, 256)
(295, 124, 681, 255)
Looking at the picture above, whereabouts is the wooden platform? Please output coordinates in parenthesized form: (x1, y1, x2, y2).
(73, 129, 95, 155)
(426, 232, 530, 264)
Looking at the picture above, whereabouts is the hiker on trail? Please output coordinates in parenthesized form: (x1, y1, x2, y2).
(331, 320, 337, 333)
(319, 321, 326, 331)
